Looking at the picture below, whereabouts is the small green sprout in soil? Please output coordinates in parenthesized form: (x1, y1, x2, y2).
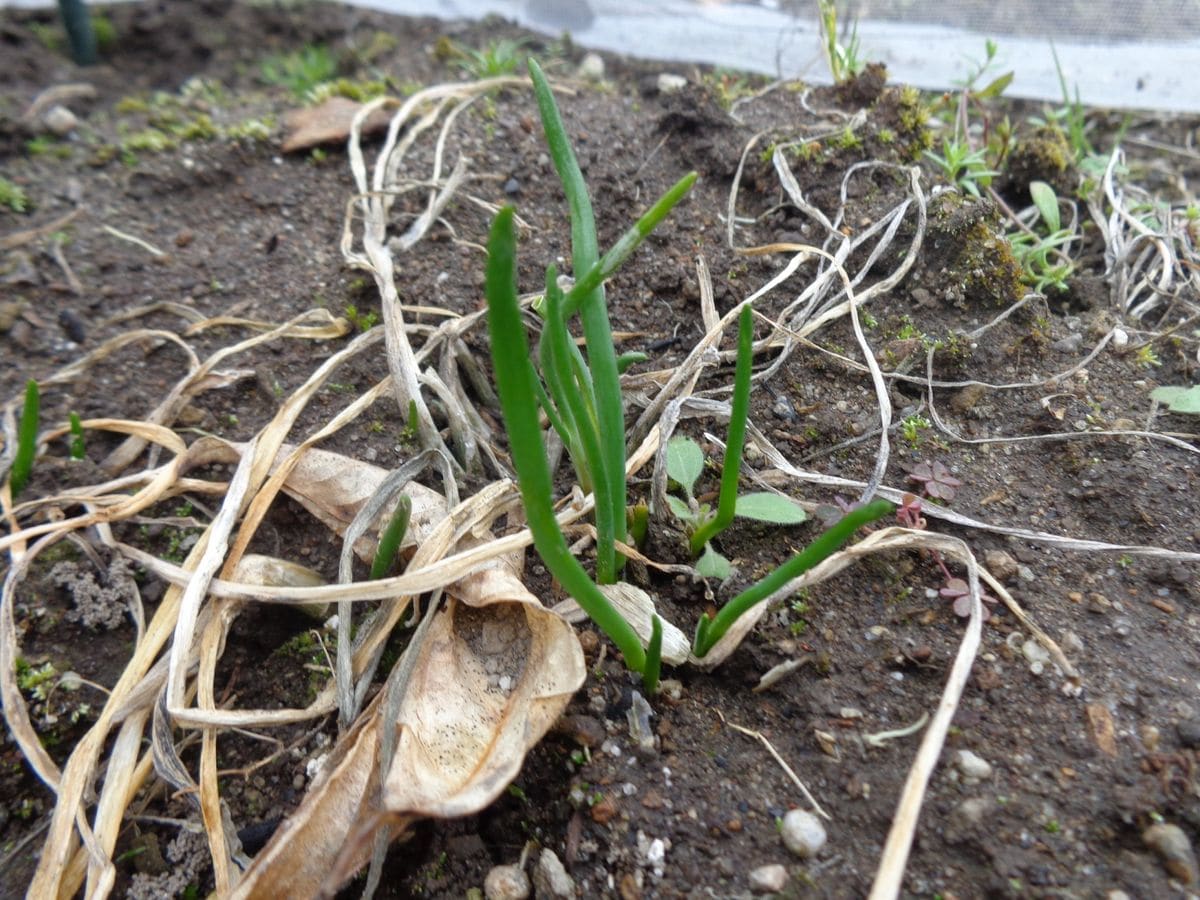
(440, 37, 529, 78)
(343, 303, 378, 333)
(16, 658, 59, 700)
(899, 413, 932, 447)
(664, 305, 807, 578)
(260, 44, 337, 99)
(817, 0, 865, 83)
(1134, 345, 1161, 369)
(924, 137, 1000, 198)
(9, 379, 41, 498)
(0, 176, 30, 213)
(692, 499, 893, 657)
(68, 412, 86, 460)
(370, 495, 411, 580)
(1007, 181, 1076, 293)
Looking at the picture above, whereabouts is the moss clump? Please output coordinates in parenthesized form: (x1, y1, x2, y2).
(923, 192, 1024, 308)
(1004, 125, 1076, 198)
(870, 85, 934, 163)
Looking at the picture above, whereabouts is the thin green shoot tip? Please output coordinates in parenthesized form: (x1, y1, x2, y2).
(642, 614, 663, 696)
(10, 379, 40, 498)
(370, 494, 412, 580)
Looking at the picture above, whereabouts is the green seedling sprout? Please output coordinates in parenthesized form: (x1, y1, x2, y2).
(689, 305, 754, 554)
(68, 412, 85, 460)
(486, 207, 649, 677)
(485, 59, 698, 691)
(9, 380, 40, 498)
(692, 499, 893, 658)
(817, 0, 865, 83)
(665, 305, 807, 577)
(370, 494, 412, 580)
(529, 56, 696, 584)
(1007, 181, 1076, 293)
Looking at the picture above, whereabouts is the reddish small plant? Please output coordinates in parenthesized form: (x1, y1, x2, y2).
(939, 576, 999, 620)
(895, 494, 998, 620)
(908, 459, 962, 501)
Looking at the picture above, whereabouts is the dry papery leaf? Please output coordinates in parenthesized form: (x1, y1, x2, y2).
(233, 555, 584, 897)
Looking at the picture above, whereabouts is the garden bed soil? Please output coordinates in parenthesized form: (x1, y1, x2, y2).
(2, 2, 1199, 898)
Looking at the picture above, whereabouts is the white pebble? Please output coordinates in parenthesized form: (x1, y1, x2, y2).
(657, 73, 688, 93)
(577, 53, 605, 81)
(532, 849, 575, 899)
(955, 749, 993, 781)
(780, 809, 826, 858)
(484, 864, 530, 900)
(749, 863, 788, 893)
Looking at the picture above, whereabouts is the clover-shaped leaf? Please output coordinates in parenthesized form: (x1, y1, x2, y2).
(939, 577, 998, 621)
(908, 459, 962, 501)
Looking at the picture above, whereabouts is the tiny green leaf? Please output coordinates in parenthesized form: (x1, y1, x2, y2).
(615, 351, 648, 374)
(1151, 385, 1200, 414)
(1029, 181, 1061, 233)
(10, 379, 40, 497)
(666, 436, 704, 496)
(733, 492, 808, 524)
(978, 71, 1014, 100)
(695, 545, 732, 579)
(664, 494, 693, 521)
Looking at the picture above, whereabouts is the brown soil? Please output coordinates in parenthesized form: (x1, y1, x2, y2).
(2, 2, 1199, 899)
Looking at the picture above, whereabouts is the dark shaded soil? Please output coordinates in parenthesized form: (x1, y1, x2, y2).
(2, 3, 1199, 899)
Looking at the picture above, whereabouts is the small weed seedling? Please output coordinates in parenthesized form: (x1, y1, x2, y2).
(1007, 181, 1076, 293)
(817, 0, 865, 83)
(664, 307, 807, 578)
(260, 45, 337, 100)
(907, 459, 962, 501)
(924, 137, 999, 198)
(343, 303, 379, 333)
(8, 380, 40, 498)
(0, 176, 29, 213)
(446, 38, 529, 78)
(899, 413, 932, 447)
(68, 412, 86, 460)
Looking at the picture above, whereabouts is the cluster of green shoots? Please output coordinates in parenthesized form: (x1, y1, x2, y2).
(664, 307, 807, 579)
(484, 59, 892, 692)
(817, 0, 865, 84)
(4, 381, 87, 500)
(1008, 181, 1076, 293)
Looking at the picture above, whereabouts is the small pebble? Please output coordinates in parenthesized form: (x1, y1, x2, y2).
(748, 863, 788, 893)
(1140, 724, 1160, 752)
(577, 52, 605, 81)
(780, 809, 826, 859)
(532, 849, 575, 898)
(42, 104, 78, 136)
(983, 549, 1019, 581)
(657, 73, 688, 94)
(1143, 823, 1199, 884)
(58, 308, 86, 343)
(1177, 717, 1200, 749)
(955, 749, 993, 781)
(485, 864, 531, 900)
